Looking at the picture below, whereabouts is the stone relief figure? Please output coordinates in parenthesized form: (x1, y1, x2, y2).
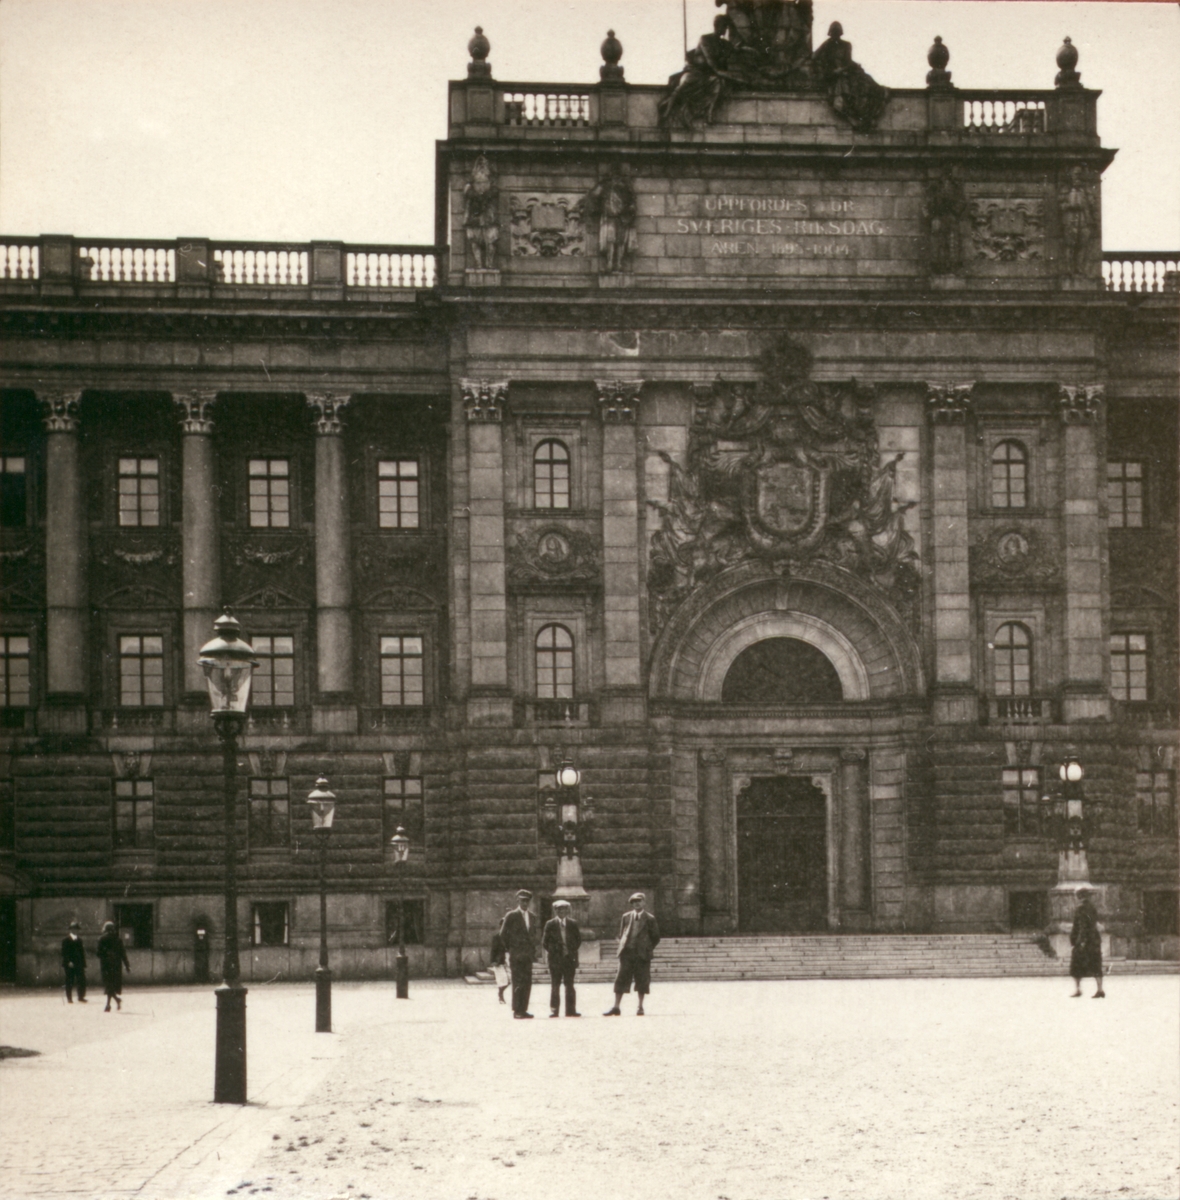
(811, 21, 889, 133)
(462, 154, 499, 269)
(584, 173, 638, 273)
(1058, 165, 1097, 277)
(925, 165, 968, 274)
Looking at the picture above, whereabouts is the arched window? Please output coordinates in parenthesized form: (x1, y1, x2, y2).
(535, 624, 574, 698)
(991, 440, 1028, 509)
(721, 638, 844, 704)
(533, 440, 570, 510)
(993, 623, 1032, 696)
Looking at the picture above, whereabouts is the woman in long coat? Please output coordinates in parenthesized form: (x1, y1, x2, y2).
(96, 921, 131, 1011)
(1069, 888, 1105, 998)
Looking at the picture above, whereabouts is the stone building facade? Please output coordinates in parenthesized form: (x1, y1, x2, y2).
(1, 9, 1177, 982)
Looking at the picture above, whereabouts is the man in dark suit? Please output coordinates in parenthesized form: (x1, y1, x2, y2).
(604, 892, 660, 1016)
(542, 898, 582, 1017)
(61, 920, 88, 1003)
(498, 889, 538, 1019)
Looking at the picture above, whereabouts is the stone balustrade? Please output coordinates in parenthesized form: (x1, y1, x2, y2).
(213, 244, 307, 285)
(1102, 253, 1180, 294)
(77, 242, 176, 282)
(501, 89, 592, 127)
(958, 94, 1047, 134)
(2, 239, 39, 279)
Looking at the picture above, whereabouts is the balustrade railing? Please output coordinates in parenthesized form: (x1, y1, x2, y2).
(213, 244, 308, 285)
(960, 94, 1047, 134)
(1102, 253, 1180, 294)
(77, 242, 176, 282)
(1, 239, 39, 279)
(347, 247, 437, 288)
(502, 89, 591, 127)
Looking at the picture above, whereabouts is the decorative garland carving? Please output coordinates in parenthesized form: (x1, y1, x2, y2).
(970, 527, 1062, 591)
(507, 525, 600, 590)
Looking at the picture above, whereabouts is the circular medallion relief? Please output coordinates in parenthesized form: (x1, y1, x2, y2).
(996, 530, 1030, 566)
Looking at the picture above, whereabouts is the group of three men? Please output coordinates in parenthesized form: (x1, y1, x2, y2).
(496, 889, 661, 1019)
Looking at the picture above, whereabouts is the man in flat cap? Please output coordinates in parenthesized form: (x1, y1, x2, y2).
(61, 920, 88, 1003)
(604, 892, 660, 1016)
(542, 899, 582, 1017)
(498, 889, 538, 1018)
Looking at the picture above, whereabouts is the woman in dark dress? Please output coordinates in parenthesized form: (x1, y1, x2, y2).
(96, 921, 131, 1011)
(1069, 888, 1105, 998)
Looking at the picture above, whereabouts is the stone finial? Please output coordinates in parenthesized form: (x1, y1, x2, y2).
(461, 378, 508, 422)
(468, 26, 491, 79)
(926, 382, 975, 423)
(173, 391, 217, 435)
(39, 389, 81, 432)
(600, 29, 624, 82)
(1055, 36, 1081, 88)
(926, 36, 952, 87)
(1058, 383, 1103, 423)
(306, 392, 351, 435)
(596, 380, 642, 422)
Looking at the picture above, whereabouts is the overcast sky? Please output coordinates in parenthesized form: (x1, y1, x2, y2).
(1, 0, 1177, 249)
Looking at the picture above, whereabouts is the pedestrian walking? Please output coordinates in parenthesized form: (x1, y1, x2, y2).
(96, 921, 131, 1011)
(499, 889, 538, 1019)
(1069, 886, 1105, 998)
(489, 928, 510, 1004)
(542, 898, 582, 1017)
(604, 892, 660, 1016)
(61, 921, 87, 1003)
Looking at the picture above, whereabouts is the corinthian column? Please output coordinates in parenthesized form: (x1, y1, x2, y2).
(174, 392, 220, 698)
(40, 390, 87, 702)
(306, 393, 354, 727)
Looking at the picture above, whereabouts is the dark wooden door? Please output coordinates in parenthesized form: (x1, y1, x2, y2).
(737, 776, 828, 932)
(0, 897, 16, 982)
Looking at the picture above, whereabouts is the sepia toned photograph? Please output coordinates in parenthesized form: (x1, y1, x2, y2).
(0, 1, 1177, 1198)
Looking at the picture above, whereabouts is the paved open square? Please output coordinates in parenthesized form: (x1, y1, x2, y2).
(1, 975, 1177, 1200)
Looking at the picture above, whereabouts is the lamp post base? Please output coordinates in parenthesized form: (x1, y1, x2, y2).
(395, 953, 409, 999)
(314, 966, 332, 1032)
(214, 984, 248, 1104)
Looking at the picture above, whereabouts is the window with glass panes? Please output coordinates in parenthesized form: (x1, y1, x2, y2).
(380, 636, 424, 706)
(1002, 767, 1042, 836)
(251, 636, 295, 706)
(378, 460, 419, 528)
(990, 441, 1028, 509)
(535, 624, 574, 698)
(248, 778, 290, 848)
(119, 636, 164, 706)
(113, 779, 154, 850)
(247, 458, 290, 527)
(993, 623, 1032, 696)
(1137, 771, 1176, 837)
(1, 456, 27, 527)
(533, 441, 570, 509)
(252, 902, 288, 946)
(1110, 633, 1148, 701)
(117, 457, 160, 526)
(383, 777, 424, 844)
(1107, 461, 1143, 528)
(1, 636, 30, 707)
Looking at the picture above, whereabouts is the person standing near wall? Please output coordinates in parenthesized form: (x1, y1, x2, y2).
(499, 890, 538, 1019)
(96, 921, 131, 1011)
(61, 921, 87, 1003)
(1069, 887, 1105, 999)
(604, 892, 660, 1016)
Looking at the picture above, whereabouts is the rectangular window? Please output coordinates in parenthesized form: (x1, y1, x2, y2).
(249, 778, 290, 848)
(383, 776, 424, 845)
(378, 460, 419, 529)
(1107, 461, 1143, 528)
(380, 636, 424, 706)
(1009, 891, 1047, 931)
(1002, 767, 1042, 837)
(1137, 771, 1176, 837)
(1143, 891, 1179, 937)
(251, 636, 295, 707)
(113, 779, 154, 850)
(248, 458, 290, 528)
(117, 457, 160, 527)
(384, 898, 425, 946)
(1, 456, 27, 527)
(1, 636, 31, 707)
(1110, 633, 1149, 701)
(252, 901, 289, 946)
(119, 636, 164, 707)
(114, 902, 154, 949)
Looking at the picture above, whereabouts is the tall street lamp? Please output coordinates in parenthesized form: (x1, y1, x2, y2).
(307, 775, 337, 1033)
(1047, 753, 1100, 958)
(389, 825, 410, 998)
(198, 612, 257, 1105)
(541, 759, 594, 934)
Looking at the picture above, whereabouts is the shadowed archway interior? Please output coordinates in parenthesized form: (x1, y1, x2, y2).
(721, 637, 844, 704)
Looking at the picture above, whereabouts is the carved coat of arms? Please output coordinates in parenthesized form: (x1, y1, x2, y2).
(509, 194, 585, 257)
(970, 197, 1044, 261)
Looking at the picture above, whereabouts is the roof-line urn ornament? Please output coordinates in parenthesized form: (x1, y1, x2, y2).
(647, 335, 919, 633)
(1058, 165, 1098, 277)
(463, 154, 499, 271)
(467, 26, 491, 78)
(926, 36, 951, 88)
(600, 29, 624, 82)
(1054, 36, 1080, 88)
(584, 173, 638, 274)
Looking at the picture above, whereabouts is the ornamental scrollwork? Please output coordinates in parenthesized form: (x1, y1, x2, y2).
(970, 527, 1062, 591)
(507, 525, 599, 590)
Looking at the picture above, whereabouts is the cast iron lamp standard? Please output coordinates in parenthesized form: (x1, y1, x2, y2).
(389, 826, 410, 998)
(307, 776, 337, 1033)
(542, 760, 594, 932)
(198, 613, 257, 1106)
(1047, 753, 1094, 957)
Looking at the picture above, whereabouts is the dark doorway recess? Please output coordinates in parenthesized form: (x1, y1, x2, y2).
(0, 898, 16, 982)
(737, 776, 828, 932)
(722, 638, 843, 704)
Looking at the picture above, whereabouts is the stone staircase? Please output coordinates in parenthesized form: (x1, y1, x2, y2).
(465, 934, 1180, 984)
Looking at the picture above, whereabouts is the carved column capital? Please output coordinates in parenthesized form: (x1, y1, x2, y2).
(306, 392, 351, 435)
(840, 747, 867, 763)
(700, 748, 727, 766)
(173, 391, 218, 434)
(926, 381, 975, 423)
(596, 380, 642, 423)
(39, 389, 82, 433)
(461, 378, 508, 422)
(1057, 383, 1104, 424)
